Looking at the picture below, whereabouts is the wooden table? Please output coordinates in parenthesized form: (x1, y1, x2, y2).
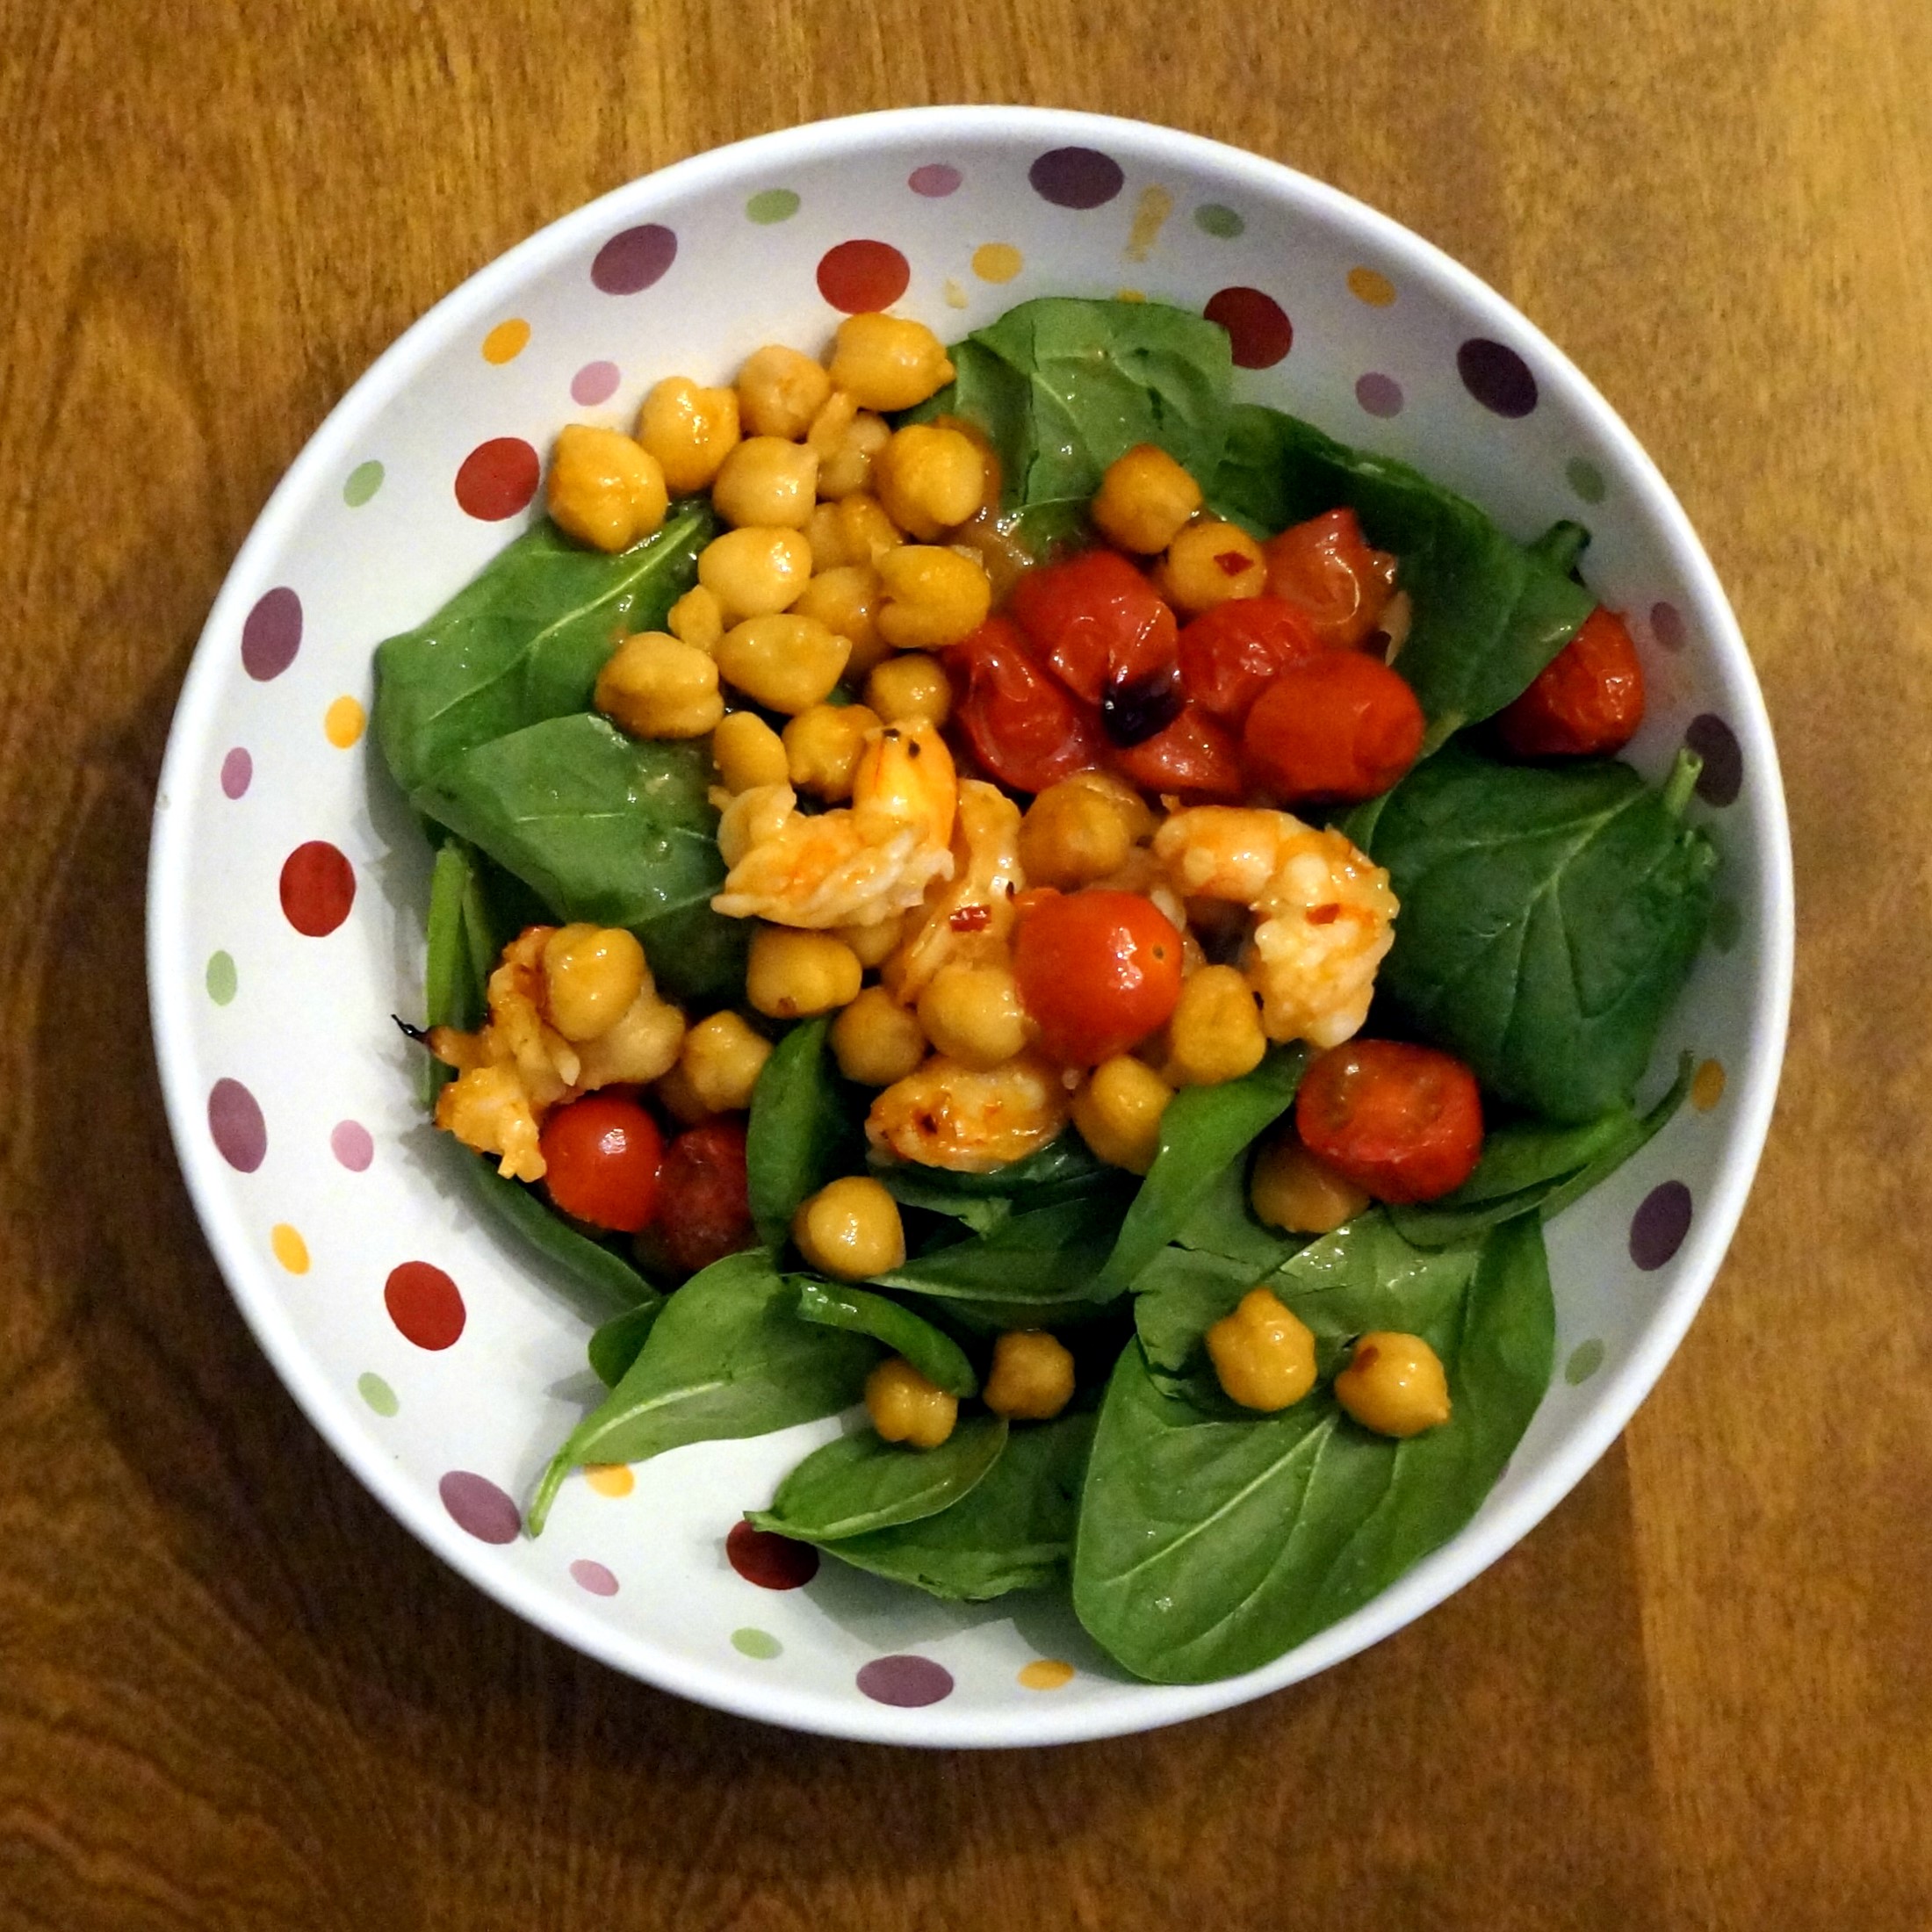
(4, 1, 1924, 1924)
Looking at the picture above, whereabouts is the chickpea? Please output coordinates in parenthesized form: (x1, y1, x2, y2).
(652, 1059, 710, 1125)
(792, 566, 885, 676)
(815, 402, 890, 499)
(1334, 1331, 1452, 1438)
(1017, 771, 1153, 890)
(715, 614, 850, 714)
(784, 702, 883, 802)
(917, 963, 1028, 1071)
(746, 926, 862, 1019)
(863, 651, 952, 728)
(828, 313, 956, 413)
(678, 1010, 772, 1113)
(540, 923, 646, 1042)
(711, 710, 789, 793)
(576, 984, 685, 1088)
(983, 1330, 1076, 1421)
(875, 423, 987, 540)
(546, 425, 669, 553)
(793, 1174, 907, 1281)
(1157, 521, 1268, 615)
(1249, 1134, 1372, 1235)
(834, 912, 908, 969)
(595, 631, 724, 739)
(1159, 965, 1266, 1085)
(1206, 1287, 1318, 1412)
(804, 501, 848, 574)
(1071, 1054, 1174, 1174)
(866, 1355, 957, 1449)
(830, 985, 928, 1085)
(711, 436, 818, 529)
(697, 526, 814, 622)
(876, 545, 992, 651)
(828, 494, 905, 569)
(735, 343, 832, 440)
(667, 584, 724, 653)
(1092, 443, 1203, 554)
(636, 376, 740, 495)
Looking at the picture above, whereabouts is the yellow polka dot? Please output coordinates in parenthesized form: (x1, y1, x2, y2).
(1018, 1658, 1075, 1690)
(482, 318, 531, 364)
(270, 1223, 310, 1274)
(1124, 185, 1174, 263)
(585, 1463, 635, 1497)
(1347, 267, 1397, 307)
(324, 695, 366, 749)
(1691, 1057, 1727, 1112)
(1114, 288, 1147, 304)
(971, 242, 1024, 285)
(942, 277, 970, 309)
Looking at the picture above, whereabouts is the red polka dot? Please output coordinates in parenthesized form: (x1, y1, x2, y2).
(454, 437, 540, 521)
(817, 240, 911, 314)
(1204, 287, 1293, 368)
(278, 841, 356, 937)
(386, 1261, 466, 1350)
(727, 1518, 818, 1589)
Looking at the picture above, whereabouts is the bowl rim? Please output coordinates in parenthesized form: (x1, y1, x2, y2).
(147, 102, 1794, 1748)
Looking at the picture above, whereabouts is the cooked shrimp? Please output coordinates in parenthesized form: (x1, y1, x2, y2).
(867, 1050, 1070, 1172)
(711, 723, 957, 928)
(1153, 807, 1397, 1049)
(883, 779, 1024, 1003)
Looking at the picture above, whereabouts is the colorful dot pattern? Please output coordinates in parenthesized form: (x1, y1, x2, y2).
(817, 239, 910, 313)
(279, 841, 356, 937)
(585, 1463, 634, 1498)
(220, 748, 252, 799)
(205, 950, 237, 1006)
(726, 1519, 818, 1590)
(1564, 1339, 1606, 1387)
(481, 319, 531, 365)
(732, 1626, 783, 1660)
(1205, 286, 1292, 368)
(324, 696, 365, 748)
(357, 1372, 400, 1417)
(591, 225, 676, 296)
(746, 189, 800, 225)
(271, 1223, 310, 1273)
(857, 1655, 954, 1707)
(570, 360, 621, 407)
(454, 437, 540, 521)
(1193, 204, 1244, 238)
(1019, 1658, 1076, 1690)
(241, 588, 301, 681)
(971, 242, 1023, 285)
(386, 1261, 466, 1351)
(343, 460, 384, 507)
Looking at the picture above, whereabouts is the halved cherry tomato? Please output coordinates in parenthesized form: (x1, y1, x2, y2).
(1243, 651, 1424, 804)
(948, 616, 1106, 794)
(1496, 606, 1645, 757)
(1009, 548, 1181, 746)
(1178, 596, 1326, 724)
(1109, 703, 1246, 803)
(639, 1117, 755, 1277)
(1295, 1039, 1483, 1202)
(1263, 508, 1398, 649)
(539, 1093, 664, 1233)
(1013, 889, 1185, 1065)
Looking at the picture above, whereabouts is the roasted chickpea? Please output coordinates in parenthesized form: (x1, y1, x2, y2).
(667, 584, 724, 652)
(678, 1010, 772, 1113)
(866, 1355, 957, 1448)
(783, 703, 883, 801)
(1071, 1054, 1173, 1174)
(711, 435, 819, 529)
(576, 984, 685, 1089)
(875, 423, 987, 540)
(863, 651, 951, 728)
(804, 501, 848, 574)
(541, 924, 646, 1042)
(1092, 443, 1203, 554)
(1157, 520, 1268, 615)
(791, 565, 885, 675)
(876, 545, 992, 651)
(1017, 772, 1153, 890)
(1334, 1331, 1452, 1438)
(715, 614, 850, 714)
(1158, 965, 1267, 1086)
(1249, 1134, 1372, 1234)
(711, 710, 789, 793)
(819, 494, 904, 570)
(917, 963, 1028, 1071)
(828, 314, 955, 413)
(636, 376, 740, 495)
(793, 1174, 907, 1281)
(546, 425, 669, 553)
(814, 402, 890, 499)
(746, 926, 862, 1019)
(735, 343, 832, 440)
(834, 912, 908, 970)
(829, 985, 928, 1085)
(697, 526, 814, 622)
(1206, 1287, 1318, 1412)
(983, 1330, 1076, 1421)
(595, 631, 724, 739)
(652, 1059, 710, 1126)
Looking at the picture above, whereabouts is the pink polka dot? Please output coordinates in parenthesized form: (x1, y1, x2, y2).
(331, 1120, 374, 1171)
(1204, 287, 1293, 369)
(440, 1472, 520, 1544)
(1028, 148, 1124, 210)
(208, 1078, 266, 1172)
(220, 748, 252, 799)
(241, 588, 302, 681)
(570, 1559, 620, 1597)
(817, 240, 911, 314)
(857, 1655, 954, 1706)
(1650, 601, 1687, 652)
(909, 163, 962, 197)
(386, 1261, 466, 1351)
(571, 360, 621, 406)
(1355, 372, 1404, 417)
(591, 224, 677, 295)
(279, 841, 356, 937)
(454, 437, 540, 521)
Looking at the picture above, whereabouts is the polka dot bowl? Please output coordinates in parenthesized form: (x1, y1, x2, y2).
(148, 106, 1792, 1746)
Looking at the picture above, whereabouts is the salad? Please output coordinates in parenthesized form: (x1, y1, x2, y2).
(374, 297, 1716, 1685)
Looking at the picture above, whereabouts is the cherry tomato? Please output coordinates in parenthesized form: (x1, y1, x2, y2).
(948, 616, 1107, 794)
(1009, 549, 1182, 746)
(538, 1093, 663, 1233)
(1110, 703, 1246, 802)
(1013, 889, 1185, 1065)
(1262, 508, 1398, 648)
(1178, 596, 1326, 724)
(1242, 651, 1424, 804)
(1496, 606, 1646, 757)
(1294, 1039, 1483, 1203)
(640, 1118, 755, 1277)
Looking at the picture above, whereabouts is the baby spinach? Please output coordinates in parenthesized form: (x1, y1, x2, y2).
(1360, 744, 1717, 1120)
(793, 1278, 978, 1397)
(1130, 1246, 1257, 1397)
(588, 1299, 664, 1388)
(746, 1019, 865, 1249)
(527, 1248, 877, 1533)
(462, 1156, 660, 1308)
(749, 1413, 1008, 1544)
(1170, 1152, 1307, 1272)
(869, 1191, 1134, 1311)
(1270, 1211, 1483, 1371)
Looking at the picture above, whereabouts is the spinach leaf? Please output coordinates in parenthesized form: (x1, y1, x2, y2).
(588, 1299, 664, 1388)
(874, 1171, 1013, 1236)
(748, 1414, 1008, 1544)
(825, 1411, 1097, 1601)
(793, 1278, 978, 1397)
(869, 1191, 1134, 1310)
(424, 840, 478, 1033)
(373, 504, 716, 797)
(1359, 744, 1717, 1120)
(1270, 1211, 1482, 1372)
(1171, 1152, 1307, 1271)
(1099, 1045, 1309, 1292)
(411, 712, 747, 1002)
(527, 1248, 877, 1533)
(1130, 1246, 1256, 1394)
(746, 1019, 864, 1249)
(871, 1129, 1110, 1203)
(462, 1155, 660, 1308)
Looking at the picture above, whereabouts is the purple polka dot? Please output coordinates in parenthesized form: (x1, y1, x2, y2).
(570, 1559, 620, 1597)
(208, 1078, 266, 1172)
(439, 1471, 520, 1544)
(1457, 338, 1539, 418)
(241, 588, 302, 681)
(1355, 372, 1404, 417)
(1630, 1181, 1693, 1271)
(1028, 147, 1125, 210)
(330, 1120, 374, 1171)
(220, 748, 252, 799)
(1650, 601, 1687, 652)
(571, 360, 621, 406)
(856, 1654, 955, 1707)
(1684, 714, 1742, 807)
(591, 224, 676, 296)
(909, 162, 961, 198)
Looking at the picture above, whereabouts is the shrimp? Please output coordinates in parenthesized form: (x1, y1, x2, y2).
(867, 1051, 1071, 1172)
(1152, 806, 1398, 1050)
(711, 723, 958, 929)
(883, 779, 1024, 1003)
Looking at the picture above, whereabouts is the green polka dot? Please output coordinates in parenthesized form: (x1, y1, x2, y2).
(1709, 898, 1742, 953)
(357, 1372, 399, 1417)
(1565, 458, 1606, 504)
(1564, 1338, 1606, 1386)
(1193, 203, 1244, 239)
(731, 1626, 782, 1660)
(343, 460, 384, 507)
(205, 950, 237, 1006)
(746, 189, 800, 225)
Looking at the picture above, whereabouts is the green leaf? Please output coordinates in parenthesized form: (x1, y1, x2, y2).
(1269, 1211, 1482, 1371)
(588, 1299, 664, 1388)
(1171, 1152, 1308, 1271)
(869, 1191, 1133, 1310)
(871, 1128, 1110, 1203)
(748, 1413, 1008, 1544)
(746, 1019, 863, 1249)
(793, 1278, 978, 1397)
(1130, 1246, 1257, 1393)
(461, 1156, 659, 1308)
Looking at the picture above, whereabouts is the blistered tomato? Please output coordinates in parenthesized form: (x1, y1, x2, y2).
(1013, 889, 1185, 1065)
(539, 1093, 663, 1233)
(1496, 607, 1646, 757)
(1009, 548, 1182, 746)
(640, 1117, 755, 1275)
(1262, 508, 1397, 649)
(1294, 1039, 1483, 1203)
(948, 615, 1106, 793)
(1243, 651, 1424, 804)
(1110, 703, 1246, 802)
(1178, 596, 1326, 724)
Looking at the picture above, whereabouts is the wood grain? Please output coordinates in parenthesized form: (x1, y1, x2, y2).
(1, 0, 1928, 1924)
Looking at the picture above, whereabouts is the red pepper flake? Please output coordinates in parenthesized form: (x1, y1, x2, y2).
(1306, 903, 1342, 926)
(1214, 550, 1255, 577)
(948, 904, 991, 932)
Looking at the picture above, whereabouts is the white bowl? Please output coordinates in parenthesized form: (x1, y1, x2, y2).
(147, 105, 1792, 1746)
